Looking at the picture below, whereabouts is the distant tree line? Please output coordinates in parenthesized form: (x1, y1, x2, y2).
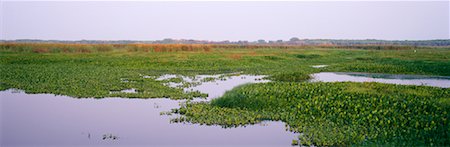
(1, 38, 450, 46)
(0, 43, 213, 53)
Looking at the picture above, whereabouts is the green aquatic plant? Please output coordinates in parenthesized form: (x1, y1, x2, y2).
(201, 77, 217, 82)
(268, 71, 311, 82)
(0, 82, 10, 91)
(161, 77, 184, 83)
(294, 54, 321, 59)
(169, 82, 450, 146)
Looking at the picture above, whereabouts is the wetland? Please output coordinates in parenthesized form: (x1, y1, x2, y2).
(0, 43, 449, 146)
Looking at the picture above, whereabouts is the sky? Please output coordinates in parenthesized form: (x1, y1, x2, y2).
(0, 1, 449, 41)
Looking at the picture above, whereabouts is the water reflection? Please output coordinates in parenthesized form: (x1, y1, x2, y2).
(0, 74, 295, 147)
(311, 65, 328, 68)
(156, 74, 269, 100)
(311, 72, 450, 88)
(110, 88, 137, 94)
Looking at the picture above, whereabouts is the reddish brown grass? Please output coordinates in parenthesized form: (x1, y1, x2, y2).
(0, 43, 423, 54)
(228, 53, 242, 60)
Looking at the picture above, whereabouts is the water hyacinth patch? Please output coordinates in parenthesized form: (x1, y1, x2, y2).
(169, 82, 450, 146)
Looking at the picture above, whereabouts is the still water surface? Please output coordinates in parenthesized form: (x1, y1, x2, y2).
(311, 72, 450, 88)
(2, 72, 448, 146)
(1, 75, 295, 147)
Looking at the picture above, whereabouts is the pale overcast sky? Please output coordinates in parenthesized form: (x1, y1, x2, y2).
(1, 1, 449, 41)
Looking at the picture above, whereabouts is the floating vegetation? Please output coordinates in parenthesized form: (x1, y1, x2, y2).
(291, 139, 299, 146)
(201, 77, 217, 82)
(0, 82, 10, 91)
(294, 54, 321, 59)
(268, 71, 311, 82)
(102, 133, 119, 140)
(109, 88, 138, 94)
(154, 74, 268, 100)
(168, 102, 272, 128)
(168, 82, 450, 146)
(154, 102, 161, 108)
(155, 73, 258, 89)
(161, 77, 184, 83)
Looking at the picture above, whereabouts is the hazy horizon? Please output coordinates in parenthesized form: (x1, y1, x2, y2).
(2, 38, 450, 42)
(1, 1, 449, 41)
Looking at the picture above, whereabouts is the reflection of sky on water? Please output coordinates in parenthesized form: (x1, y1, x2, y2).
(0, 74, 294, 147)
(311, 72, 450, 88)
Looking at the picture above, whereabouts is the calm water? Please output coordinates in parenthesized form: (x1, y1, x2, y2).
(154, 74, 269, 100)
(4, 72, 447, 146)
(311, 72, 450, 88)
(0, 75, 296, 147)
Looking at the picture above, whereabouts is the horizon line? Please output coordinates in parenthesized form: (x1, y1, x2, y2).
(2, 38, 450, 42)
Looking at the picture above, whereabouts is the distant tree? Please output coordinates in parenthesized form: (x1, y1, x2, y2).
(257, 39, 267, 44)
(161, 38, 174, 44)
(237, 40, 249, 44)
(289, 37, 300, 42)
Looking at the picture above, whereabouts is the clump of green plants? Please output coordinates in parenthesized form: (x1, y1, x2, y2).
(169, 82, 450, 146)
(268, 71, 311, 82)
(161, 77, 184, 83)
(295, 54, 321, 59)
(263, 55, 283, 60)
(291, 139, 299, 146)
(169, 102, 274, 128)
(0, 82, 10, 91)
(200, 77, 217, 82)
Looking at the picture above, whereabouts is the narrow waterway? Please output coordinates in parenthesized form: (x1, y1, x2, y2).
(310, 72, 450, 88)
